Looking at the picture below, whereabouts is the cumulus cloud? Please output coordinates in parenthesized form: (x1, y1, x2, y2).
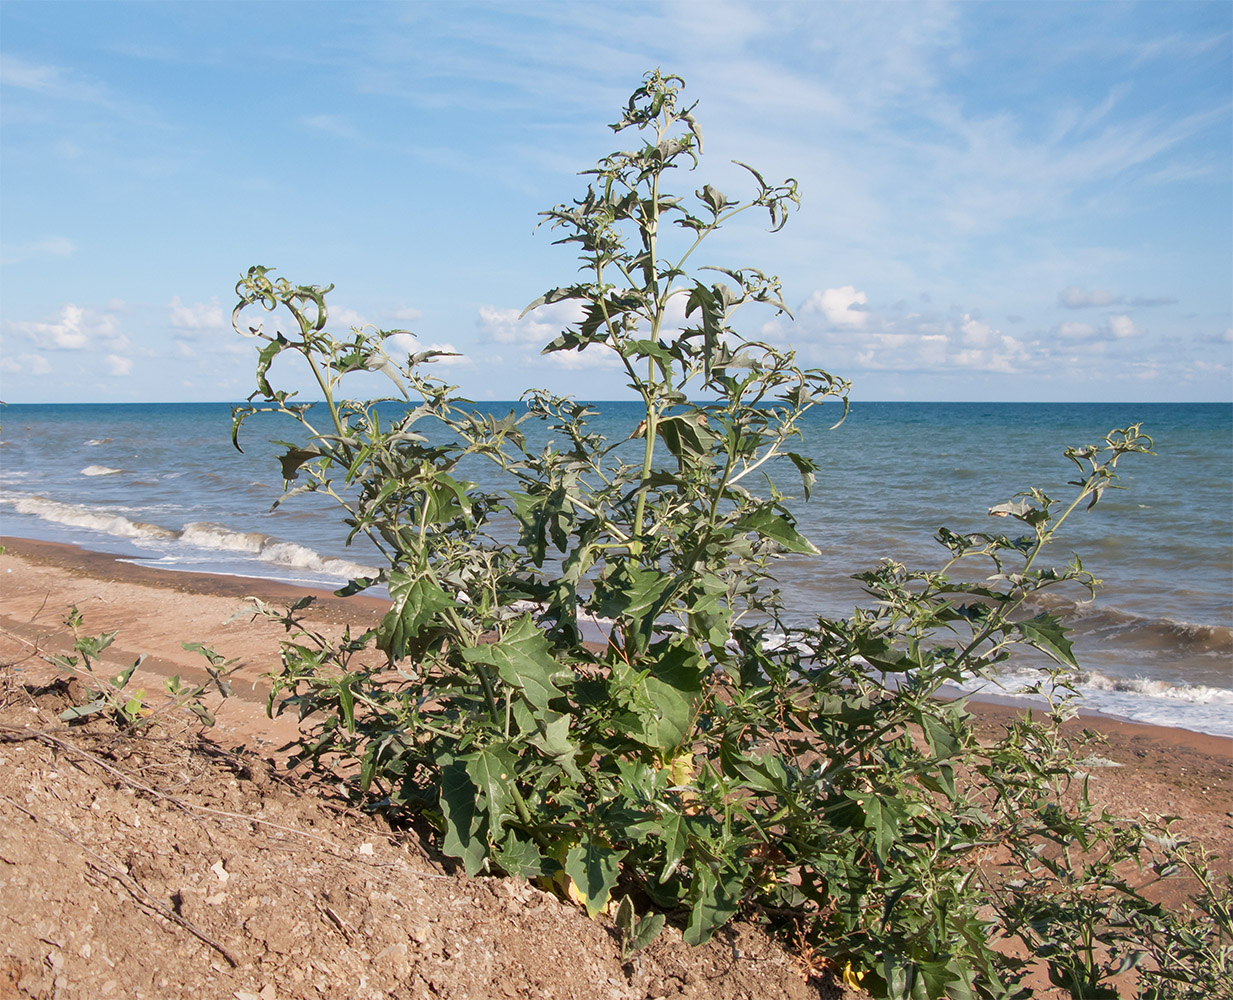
(1108, 314, 1140, 339)
(168, 295, 225, 330)
(478, 301, 586, 347)
(391, 306, 422, 322)
(105, 354, 133, 376)
(803, 286, 869, 328)
(1052, 315, 1141, 343)
(382, 331, 468, 365)
(794, 288, 1035, 375)
(1057, 321, 1100, 341)
(0, 353, 52, 376)
(10, 303, 120, 350)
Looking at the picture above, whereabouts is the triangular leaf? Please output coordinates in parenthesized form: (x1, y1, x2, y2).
(461, 614, 566, 710)
(563, 839, 626, 918)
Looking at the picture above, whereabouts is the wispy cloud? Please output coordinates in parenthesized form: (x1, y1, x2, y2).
(1059, 286, 1178, 309)
(0, 55, 113, 106)
(301, 114, 360, 139)
(0, 236, 77, 266)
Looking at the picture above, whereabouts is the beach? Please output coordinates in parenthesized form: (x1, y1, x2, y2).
(2, 535, 1230, 999)
(2, 534, 1229, 832)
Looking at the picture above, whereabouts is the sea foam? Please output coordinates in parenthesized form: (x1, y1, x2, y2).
(0, 494, 377, 583)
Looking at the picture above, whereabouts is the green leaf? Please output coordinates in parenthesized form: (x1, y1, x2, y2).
(377, 573, 456, 660)
(563, 839, 626, 918)
(657, 412, 717, 464)
(461, 614, 566, 710)
(847, 790, 904, 864)
(657, 808, 690, 883)
(683, 866, 739, 945)
(738, 506, 819, 554)
(494, 831, 548, 879)
(785, 451, 817, 501)
(440, 761, 487, 876)
(593, 563, 674, 652)
(253, 333, 291, 398)
(1016, 612, 1078, 668)
(277, 446, 321, 481)
(463, 743, 518, 833)
(684, 282, 727, 380)
(108, 655, 144, 690)
(59, 697, 108, 722)
(641, 640, 704, 750)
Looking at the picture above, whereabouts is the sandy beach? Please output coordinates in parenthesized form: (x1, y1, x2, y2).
(1, 534, 1230, 999)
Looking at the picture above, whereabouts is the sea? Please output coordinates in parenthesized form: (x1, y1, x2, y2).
(1, 400, 1230, 736)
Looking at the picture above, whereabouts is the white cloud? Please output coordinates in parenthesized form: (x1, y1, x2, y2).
(10, 304, 120, 350)
(391, 306, 422, 322)
(331, 306, 369, 329)
(168, 295, 224, 330)
(301, 114, 359, 139)
(105, 354, 132, 376)
(383, 332, 418, 357)
(1057, 321, 1099, 340)
(478, 301, 585, 346)
(1053, 315, 1141, 343)
(1108, 314, 1140, 339)
(959, 316, 995, 347)
(382, 332, 468, 366)
(0, 353, 52, 376)
(0, 236, 77, 265)
(1059, 286, 1120, 309)
(0, 55, 112, 106)
(794, 293, 1040, 376)
(803, 286, 869, 329)
(1058, 287, 1177, 311)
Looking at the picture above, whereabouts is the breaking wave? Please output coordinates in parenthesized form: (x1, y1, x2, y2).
(81, 465, 122, 477)
(1027, 592, 1232, 656)
(0, 493, 377, 583)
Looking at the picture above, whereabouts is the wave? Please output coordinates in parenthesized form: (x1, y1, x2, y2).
(84, 438, 112, 446)
(0, 493, 378, 583)
(81, 465, 122, 477)
(1, 495, 177, 541)
(1073, 669, 1233, 706)
(1026, 592, 1232, 656)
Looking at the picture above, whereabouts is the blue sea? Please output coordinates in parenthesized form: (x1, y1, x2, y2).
(1, 401, 1230, 735)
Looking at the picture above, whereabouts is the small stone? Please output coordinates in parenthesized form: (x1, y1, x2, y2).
(211, 861, 230, 883)
(358, 843, 374, 856)
(374, 942, 409, 966)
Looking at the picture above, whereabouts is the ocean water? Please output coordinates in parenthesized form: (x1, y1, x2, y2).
(1, 401, 1230, 736)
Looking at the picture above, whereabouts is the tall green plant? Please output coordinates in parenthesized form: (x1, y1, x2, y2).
(230, 72, 1227, 999)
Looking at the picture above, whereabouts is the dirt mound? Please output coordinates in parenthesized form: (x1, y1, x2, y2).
(0, 681, 844, 1000)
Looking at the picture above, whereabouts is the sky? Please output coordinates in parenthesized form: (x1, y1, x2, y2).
(1, 0, 1230, 404)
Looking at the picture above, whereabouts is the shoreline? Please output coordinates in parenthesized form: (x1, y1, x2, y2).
(2, 533, 1231, 753)
(2, 533, 1229, 880)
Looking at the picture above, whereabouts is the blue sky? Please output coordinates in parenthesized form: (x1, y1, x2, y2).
(1, 0, 1229, 403)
